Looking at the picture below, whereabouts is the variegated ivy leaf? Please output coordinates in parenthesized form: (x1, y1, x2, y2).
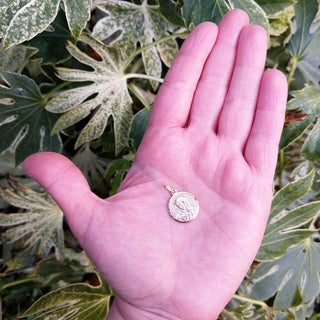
(182, 0, 230, 27)
(256, 169, 320, 261)
(0, 72, 62, 165)
(249, 239, 320, 309)
(228, 0, 269, 32)
(0, 176, 64, 262)
(22, 271, 112, 320)
(280, 87, 320, 160)
(286, 0, 320, 89)
(0, 0, 92, 49)
(46, 33, 133, 153)
(93, 0, 179, 88)
(255, 0, 297, 16)
(182, 0, 268, 32)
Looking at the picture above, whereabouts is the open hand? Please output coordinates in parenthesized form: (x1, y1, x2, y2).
(23, 9, 288, 320)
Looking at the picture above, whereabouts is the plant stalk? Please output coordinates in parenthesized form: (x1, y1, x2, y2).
(278, 57, 298, 187)
(124, 31, 189, 72)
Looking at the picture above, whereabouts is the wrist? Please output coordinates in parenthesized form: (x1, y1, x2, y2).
(106, 296, 181, 320)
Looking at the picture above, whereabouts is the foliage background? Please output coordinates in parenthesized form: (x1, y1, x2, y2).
(1, 0, 320, 319)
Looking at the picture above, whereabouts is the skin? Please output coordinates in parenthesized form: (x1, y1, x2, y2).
(23, 9, 288, 320)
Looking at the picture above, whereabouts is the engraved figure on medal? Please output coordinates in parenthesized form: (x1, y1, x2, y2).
(165, 186, 199, 222)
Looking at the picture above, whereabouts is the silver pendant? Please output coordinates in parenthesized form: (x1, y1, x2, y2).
(165, 185, 199, 222)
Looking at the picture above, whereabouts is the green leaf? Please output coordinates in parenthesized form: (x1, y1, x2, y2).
(93, 0, 178, 89)
(256, 170, 318, 261)
(0, 45, 36, 74)
(182, 0, 230, 27)
(0, 0, 30, 38)
(268, 5, 295, 38)
(72, 143, 108, 196)
(46, 34, 133, 153)
(129, 107, 151, 151)
(22, 273, 112, 320)
(25, 10, 75, 65)
(279, 87, 320, 160)
(0, 176, 64, 262)
(1, 1, 92, 49)
(286, 0, 320, 88)
(2, 0, 60, 50)
(159, 0, 184, 27)
(255, 0, 297, 16)
(105, 158, 132, 195)
(0, 72, 62, 165)
(228, 0, 269, 32)
(250, 239, 320, 308)
(62, 0, 92, 38)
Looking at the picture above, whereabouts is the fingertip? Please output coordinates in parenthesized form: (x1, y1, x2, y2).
(260, 69, 288, 109)
(222, 9, 250, 26)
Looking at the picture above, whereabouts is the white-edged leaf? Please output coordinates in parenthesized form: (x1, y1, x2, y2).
(2, 0, 60, 50)
(256, 170, 319, 261)
(93, 0, 179, 89)
(0, 176, 64, 262)
(22, 271, 112, 320)
(228, 0, 269, 32)
(46, 34, 133, 153)
(1, 0, 92, 49)
(279, 87, 320, 160)
(250, 239, 320, 308)
(62, 0, 92, 38)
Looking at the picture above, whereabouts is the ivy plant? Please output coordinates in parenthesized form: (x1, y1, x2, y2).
(2, 0, 320, 319)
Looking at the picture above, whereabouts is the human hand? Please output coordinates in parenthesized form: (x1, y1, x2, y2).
(23, 9, 288, 320)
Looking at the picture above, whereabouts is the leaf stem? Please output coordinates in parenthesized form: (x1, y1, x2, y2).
(278, 149, 285, 188)
(43, 81, 72, 103)
(127, 83, 151, 109)
(232, 294, 291, 314)
(233, 294, 269, 308)
(124, 73, 164, 83)
(278, 57, 298, 188)
(287, 57, 298, 86)
(124, 31, 189, 72)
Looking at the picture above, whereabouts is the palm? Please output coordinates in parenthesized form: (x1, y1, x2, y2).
(23, 10, 287, 320)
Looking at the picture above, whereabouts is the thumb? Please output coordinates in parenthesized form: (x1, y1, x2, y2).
(22, 152, 102, 241)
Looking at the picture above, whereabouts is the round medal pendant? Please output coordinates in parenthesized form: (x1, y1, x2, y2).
(165, 186, 199, 222)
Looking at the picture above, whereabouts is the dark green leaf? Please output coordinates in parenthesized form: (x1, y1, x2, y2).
(129, 107, 151, 151)
(159, 0, 184, 27)
(182, 0, 230, 27)
(25, 11, 75, 65)
(286, 0, 320, 88)
(105, 158, 132, 195)
(0, 72, 62, 164)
